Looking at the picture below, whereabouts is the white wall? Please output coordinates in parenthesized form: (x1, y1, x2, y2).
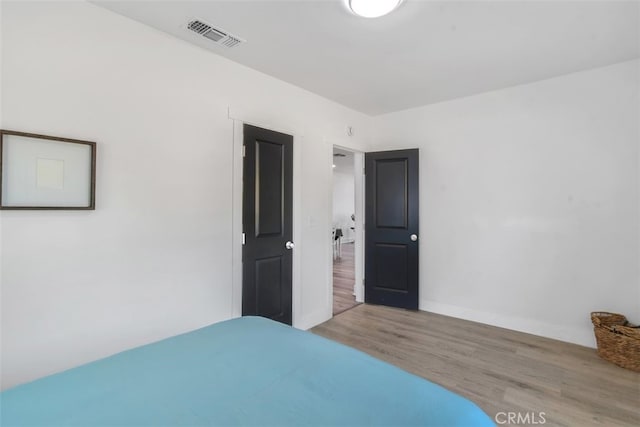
(370, 60, 640, 347)
(0, 0, 370, 389)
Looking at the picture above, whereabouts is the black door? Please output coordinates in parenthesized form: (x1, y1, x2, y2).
(242, 124, 293, 325)
(365, 149, 419, 310)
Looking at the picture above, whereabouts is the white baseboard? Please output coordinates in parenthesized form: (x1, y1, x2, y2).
(420, 300, 596, 348)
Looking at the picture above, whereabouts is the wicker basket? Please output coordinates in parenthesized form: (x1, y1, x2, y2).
(591, 312, 640, 372)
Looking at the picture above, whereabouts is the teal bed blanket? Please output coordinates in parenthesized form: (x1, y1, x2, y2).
(1, 316, 493, 426)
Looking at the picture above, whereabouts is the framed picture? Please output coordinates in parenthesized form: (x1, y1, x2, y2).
(0, 130, 96, 210)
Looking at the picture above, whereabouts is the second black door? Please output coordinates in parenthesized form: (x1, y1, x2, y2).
(365, 149, 419, 310)
(242, 124, 293, 325)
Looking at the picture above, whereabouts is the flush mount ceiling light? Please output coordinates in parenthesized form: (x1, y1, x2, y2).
(347, 0, 404, 18)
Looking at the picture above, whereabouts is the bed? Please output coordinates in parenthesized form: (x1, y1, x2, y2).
(1, 316, 493, 426)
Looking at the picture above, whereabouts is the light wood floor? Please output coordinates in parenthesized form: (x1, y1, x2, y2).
(312, 304, 640, 427)
(333, 242, 360, 316)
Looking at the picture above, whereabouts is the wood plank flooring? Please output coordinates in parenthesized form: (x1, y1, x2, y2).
(333, 242, 360, 316)
(312, 304, 640, 427)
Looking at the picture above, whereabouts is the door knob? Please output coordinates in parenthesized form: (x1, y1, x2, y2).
(410, 234, 418, 242)
(285, 241, 295, 250)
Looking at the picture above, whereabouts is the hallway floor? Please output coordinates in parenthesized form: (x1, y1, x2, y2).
(333, 242, 360, 315)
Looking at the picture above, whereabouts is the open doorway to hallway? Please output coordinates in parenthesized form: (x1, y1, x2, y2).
(332, 147, 361, 315)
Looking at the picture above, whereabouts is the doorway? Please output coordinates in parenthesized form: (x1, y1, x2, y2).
(332, 147, 361, 315)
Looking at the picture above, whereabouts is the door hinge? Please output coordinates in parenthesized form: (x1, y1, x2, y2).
(242, 232, 246, 245)
(242, 145, 246, 157)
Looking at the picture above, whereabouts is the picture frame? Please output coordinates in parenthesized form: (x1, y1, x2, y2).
(0, 130, 96, 210)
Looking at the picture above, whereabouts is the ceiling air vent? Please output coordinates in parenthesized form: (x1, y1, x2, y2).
(187, 19, 245, 48)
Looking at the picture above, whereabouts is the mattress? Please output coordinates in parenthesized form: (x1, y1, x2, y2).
(1, 316, 493, 426)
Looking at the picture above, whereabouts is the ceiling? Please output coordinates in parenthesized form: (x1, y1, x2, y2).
(93, 1, 640, 116)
